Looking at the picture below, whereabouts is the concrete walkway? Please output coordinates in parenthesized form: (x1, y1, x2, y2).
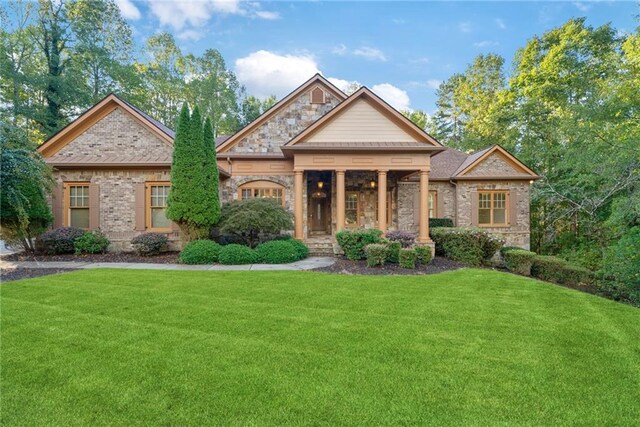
(0, 257, 335, 272)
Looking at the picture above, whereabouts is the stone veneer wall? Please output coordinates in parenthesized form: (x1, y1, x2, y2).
(52, 169, 180, 251)
(456, 181, 531, 249)
(220, 175, 295, 213)
(228, 87, 341, 153)
(464, 152, 530, 178)
(397, 181, 456, 231)
(49, 107, 172, 160)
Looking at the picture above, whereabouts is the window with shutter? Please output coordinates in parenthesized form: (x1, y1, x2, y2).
(64, 182, 90, 229)
(477, 191, 509, 226)
(145, 182, 172, 231)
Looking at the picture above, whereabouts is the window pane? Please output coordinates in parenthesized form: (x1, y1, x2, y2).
(479, 209, 491, 224)
(494, 192, 506, 209)
(241, 189, 252, 200)
(493, 208, 506, 224)
(479, 193, 491, 209)
(151, 207, 171, 228)
(70, 208, 90, 229)
(346, 209, 357, 225)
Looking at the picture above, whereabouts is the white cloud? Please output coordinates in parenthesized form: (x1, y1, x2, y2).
(353, 47, 387, 61)
(116, 0, 141, 20)
(254, 10, 280, 20)
(426, 79, 442, 90)
(177, 29, 202, 41)
(495, 18, 506, 29)
(458, 21, 472, 33)
(473, 40, 499, 48)
(409, 57, 430, 64)
(371, 83, 411, 111)
(327, 77, 361, 94)
(332, 44, 348, 55)
(235, 50, 319, 98)
(573, 2, 591, 12)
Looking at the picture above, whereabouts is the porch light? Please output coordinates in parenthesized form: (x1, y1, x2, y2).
(317, 181, 324, 189)
(370, 180, 376, 188)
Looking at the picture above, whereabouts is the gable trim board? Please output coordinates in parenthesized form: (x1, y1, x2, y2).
(216, 74, 348, 153)
(38, 94, 174, 158)
(283, 87, 443, 150)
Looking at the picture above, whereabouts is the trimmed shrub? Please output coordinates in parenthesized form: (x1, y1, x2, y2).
(74, 230, 110, 254)
(385, 230, 416, 248)
(218, 244, 257, 265)
(364, 243, 387, 267)
(38, 227, 85, 254)
(415, 245, 432, 265)
(255, 240, 307, 264)
(430, 227, 504, 266)
(503, 249, 536, 276)
(531, 255, 568, 283)
(131, 233, 168, 256)
(288, 239, 309, 260)
(335, 229, 384, 260)
(179, 240, 222, 264)
(219, 199, 293, 248)
(385, 241, 401, 263)
(429, 218, 454, 229)
(500, 246, 522, 256)
(399, 248, 417, 269)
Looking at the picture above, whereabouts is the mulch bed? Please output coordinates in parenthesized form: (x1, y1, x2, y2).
(314, 256, 465, 275)
(2, 251, 180, 264)
(1, 268, 75, 283)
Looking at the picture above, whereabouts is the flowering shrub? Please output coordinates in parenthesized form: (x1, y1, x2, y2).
(385, 230, 416, 248)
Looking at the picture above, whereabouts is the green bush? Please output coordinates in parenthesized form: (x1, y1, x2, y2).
(335, 229, 384, 260)
(255, 240, 308, 264)
(74, 230, 110, 254)
(288, 239, 310, 260)
(364, 243, 387, 267)
(503, 249, 536, 276)
(399, 248, 417, 269)
(429, 218, 454, 228)
(500, 246, 522, 256)
(219, 199, 293, 248)
(414, 245, 432, 264)
(179, 240, 222, 264)
(218, 244, 257, 265)
(531, 255, 593, 286)
(385, 241, 401, 263)
(38, 227, 85, 254)
(430, 227, 504, 266)
(131, 233, 168, 256)
(600, 227, 640, 304)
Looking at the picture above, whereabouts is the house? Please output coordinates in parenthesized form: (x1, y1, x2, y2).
(37, 74, 539, 253)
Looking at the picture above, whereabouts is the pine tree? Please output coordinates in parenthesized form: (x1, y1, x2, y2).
(203, 117, 221, 225)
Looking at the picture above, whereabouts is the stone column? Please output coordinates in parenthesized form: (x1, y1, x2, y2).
(294, 170, 304, 239)
(336, 170, 345, 232)
(377, 170, 388, 233)
(418, 169, 431, 243)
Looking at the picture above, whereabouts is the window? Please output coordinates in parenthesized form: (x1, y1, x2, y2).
(146, 182, 171, 231)
(238, 181, 285, 206)
(65, 183, 90, 229)
(428, 191, 437, 219)
(478, 191, 508, 226)
(345, 192, 359, 226)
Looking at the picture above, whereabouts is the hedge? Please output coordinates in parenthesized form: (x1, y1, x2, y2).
(74, 230, 110, 254)
(255, 240, 308, 264)
(335, 229, 384, 260)
(429, 218, 454, 228)
(385, 241, 401, 263)
(414, 245, 432, 265)
(531, 255, 593, 286)
(38, 227, 85, 254)
(503, 249, 536, 276)
(430, 227, 504, 266)
(179, 240, 222, 264)
(399, 248, 417, 269)
(131, 233, 168, 256)
(218, 244, 257, 265)
(364, 243, 387, 267)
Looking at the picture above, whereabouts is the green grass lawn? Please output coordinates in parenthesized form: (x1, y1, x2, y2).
(2, 268, 639, 426)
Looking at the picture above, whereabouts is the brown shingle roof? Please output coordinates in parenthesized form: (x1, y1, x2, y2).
(451, 146, 492, 176)
(429, 148, 469, 179)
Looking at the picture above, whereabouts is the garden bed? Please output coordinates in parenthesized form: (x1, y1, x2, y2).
(1, 251, 180, 264)
(314, 256, 464, 275)
(1, 267, 75, 282)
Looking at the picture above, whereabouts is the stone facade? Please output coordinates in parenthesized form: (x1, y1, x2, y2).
(52, 168, 180, 251)
(220, 175, 295, 213)
(228, 87, 341, 153)
(464, 152, 529, 177)
(49, 107, 172, 160)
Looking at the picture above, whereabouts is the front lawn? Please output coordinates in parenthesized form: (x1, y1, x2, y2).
(2, 269, 639, 425)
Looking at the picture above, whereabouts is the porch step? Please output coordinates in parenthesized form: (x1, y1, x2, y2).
(305, 240, 336, 257)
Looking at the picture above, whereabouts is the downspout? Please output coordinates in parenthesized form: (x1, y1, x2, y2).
(449, 179, 458, 226)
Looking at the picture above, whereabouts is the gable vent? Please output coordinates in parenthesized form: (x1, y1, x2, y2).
(310, 87, 325, 104)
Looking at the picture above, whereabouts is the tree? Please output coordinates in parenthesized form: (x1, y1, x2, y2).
(240, 95, 277, 127)
(218, 199, 293, 248)
(0, 124, 52, 252)
(203, 116, 221, 225)
(166, 104, 219, 240)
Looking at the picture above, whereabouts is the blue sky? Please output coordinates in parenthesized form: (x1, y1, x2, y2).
(117, 0, 639, 113)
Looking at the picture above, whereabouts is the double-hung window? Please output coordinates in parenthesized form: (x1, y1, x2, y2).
(146, 182, 171, 231)
(65, 183, 90, 229)
(478, 191, 508, 226)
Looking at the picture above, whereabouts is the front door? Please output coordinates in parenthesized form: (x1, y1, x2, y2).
(310, 196, 329, 233)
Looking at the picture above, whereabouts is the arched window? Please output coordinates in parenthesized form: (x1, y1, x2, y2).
(238, 181, 285, 206)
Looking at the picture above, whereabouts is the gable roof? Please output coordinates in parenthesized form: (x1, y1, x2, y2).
(429, 148, 470, 179)
(38, 93, 175, 158)
(216, 74, 347, 153)
(282, 86, 443, 153)
(453, 145, 539, 178)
